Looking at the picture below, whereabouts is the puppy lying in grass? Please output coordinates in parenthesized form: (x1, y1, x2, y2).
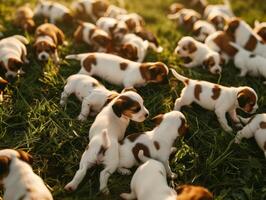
(14, 5, 35, 32)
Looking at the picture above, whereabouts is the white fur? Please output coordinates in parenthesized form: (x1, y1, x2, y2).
(60, 74, 118, 121)
(0, 35, 28, 78)
(171, 69, 258, 132)
(193, 20, 216, 42)
(120, 159, 177, 200)
(175, 36, 222, 74)
(64, 91, 149, 194)
(118, 111, 187, 179)
(235, 114, 266, 158)
(2, 156, 53, 200)
(65, 52, 169, 88)
(34, 1, 71, 24)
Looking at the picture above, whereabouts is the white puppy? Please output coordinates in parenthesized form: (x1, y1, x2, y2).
(118, 111, 188, 179)
(230, 42, 266, 83)
(120, 159, 177, 200)
(175, 36, 222, 74)
(120, 33, 149, 62)
(34, 1, 73, 24)
(0, 153, 53, 200)
(65, 52, 169, 88)
(171, 69, 258, 132)
(0, 35, 28, 78)
(193, 20, 216, 42)
(235, 114, 266, 158)
(60, 74, 119, 121)
(64, 90, 149, 194)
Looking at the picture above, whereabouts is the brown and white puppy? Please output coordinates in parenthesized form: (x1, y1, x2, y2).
(60, 74, 119, 121)
(235, 114, 266, 158)
(96, 16, 128, 41)
(64, 90, 149, 194)
(71, 0, 109, 22)
(225, 18, 266, 58)
(14, 5, 35, 32)
(66, 52, 169, 88)
(0, 150, 53, 200)
(171, 69, 258, 132)
(34, 23, 65, 63)
(104, 5, 127, 18)
(74, 21, 112, 52)
(118, 111, 188, 179)
(116, 13, 145, 33)
(34, 0, 73, 24)
(254, 20, 266, 43)
(176, 184, 213, 200)
(174, 36, 223, 74)
(168, 8, 201, 31)
(192, 20, 216, 42)
(0, 35, 29, 79)
(0, 77, 8, 102)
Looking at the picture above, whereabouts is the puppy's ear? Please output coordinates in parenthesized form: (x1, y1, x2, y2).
(122, 87, 137, 93)
(8, 58, 23, 71)
(17, 150, 33, 165)
(0, 156, 11, 179)
(152, 114, 164, 126)
(112, 96, 126, 118)
(92, 35, 111, 46)
(254, 20, 260, 28)
(237, 91, 249, 108)
(187, 41, 197, 53)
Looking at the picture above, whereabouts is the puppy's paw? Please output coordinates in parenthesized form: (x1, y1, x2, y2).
(120, 193, 133, 199)
(77, 114, 86, 122)
(60, 100, 66, 106)
(117, 168, 132, 175)
(234, 133, 241, 144)
(64, 182, 77, 192)
(101, 187, 110, 195)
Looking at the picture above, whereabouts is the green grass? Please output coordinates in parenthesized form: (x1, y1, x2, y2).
(1, 0, 266, 199)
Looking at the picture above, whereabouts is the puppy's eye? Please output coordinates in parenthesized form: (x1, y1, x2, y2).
(131, 106, 141, 112)
(182, 46, 187, 50)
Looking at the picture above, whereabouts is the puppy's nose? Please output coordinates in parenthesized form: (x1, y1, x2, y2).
(145, 113, 149, 118)
(41, 55, 47, 60)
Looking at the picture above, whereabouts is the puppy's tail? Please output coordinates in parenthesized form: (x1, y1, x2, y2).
(170, 69, 189, 85)
(13, 35, 29, 45)
(65, 53, 89, 61)
(137, 150, 150, 163)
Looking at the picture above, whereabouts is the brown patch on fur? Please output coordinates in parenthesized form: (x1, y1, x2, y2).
(8, 58, 23, 72)
(184, 79, 189, 85)
(17, 150, 33, 165)
(169, 3, 184, 14)
(62, 13, 73, 23)
(183, 15, 199, 31)
(153, 141, 160, 150)
(127, 133, 143, 142)
(98, 145, 107, 156)
(187, 41, 197, 53)
(225, 18, 240, 40)
(211, 85, 221, 100)
(176, 185, 213, 200)
(193, 27, 202, 37)
(260, 121, 266, 129)
(210, 15, 226, 30)
(0, 156, 11, 180)
(152, 114, 164, 126)
(74, 24, 84, 43)
(244, 35, 258, 51)
(92, 1, 109, 19)
(83, 54, 97, 73)
(136, 28, 159, 47)
(125, 19, 137, 31)
(237, 88, 257, 113)
(121, 43, 138, 61)
(257, 27, 266, 42)
(120, 62, 128, 70)
(112, 95, 141, 118)
(213, 32, 238, 56)
(92, 33, 111, 48)
(140, 62, 168, 83)
(194, 84, 202, 101)
(132, 143, 151, 163)
(203, 56, 215, 70)
(178, 117, 188, 136)
(104, 93, 119, 106)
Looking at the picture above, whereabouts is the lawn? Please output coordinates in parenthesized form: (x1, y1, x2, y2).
(1, 0, 266, 199)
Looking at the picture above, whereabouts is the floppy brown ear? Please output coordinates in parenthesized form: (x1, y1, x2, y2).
(17, 150, 33, 165)
(0, 156, 11, 179)
(50, 44, 56, 53)
(237, 91, 249, 108)
(152, 114, 164, 126)
(187, 41, 197, 53)
(122, 87, 137, 93)
(112, 97, 126, 118)
(202, 58, 209, 68)
(92, 35, 111, 46)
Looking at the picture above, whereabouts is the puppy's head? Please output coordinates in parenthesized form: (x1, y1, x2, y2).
(209, 15, 226, 30)
(193, 23, 215, 42)
(202, 53, 222, 75)
(183, 14, 200, 30)
(91, 30, 112, 49)
(225, 18, 241, 40)
(237, 87, 258, 113)
(111, 21, 128, 41)
(112, 90, 149, 122)
(121, 43, 138, 61)
(140, 62, 169, 84)
(175, 37, 197, 57)
(176, 185, 213, 200)
(169, 3, 184, 14)
(5, 58, 24, 78)
(0, 156, 11, 184)
(34, 40, 56, 61)
(92, 0, 109, 19)
(135, 28, 159, 48)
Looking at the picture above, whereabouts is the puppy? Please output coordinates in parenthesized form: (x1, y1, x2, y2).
(168, 3, 184, 15)
(96, 17, 128, 41)
(60, 74, 119, 121)
(118, 111, 188, 179)
(204, 0, 234, 30)
(34, 0, 73, 24)
(253, 20, 266, 43)
(192, 20, 216, 42)
(104, 5, 128, 18)
(229, 42, 266, 83)
(14, 5, 35, 32)
(116, 13, 145, 33)
(174, 36, 222, 74)
(34, 23, 64, 63)
(71, 0, 109, 21)
(0, 77, 8, 102)
(64, 90, 149, 194)
(176, 184, 213, 200)
(0, 35, 29, 79)
(120, 159, 177, 200)
(171, 69, 258, 132)
(74, 21, 112, 52)
(120, 33, 149, 62)
(65, 52, 169, 87)
(0, 151, 53, 200)
(168, 9, 201, 31)
(225, 18, 266, 58)
(235, 114, 266, 158)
